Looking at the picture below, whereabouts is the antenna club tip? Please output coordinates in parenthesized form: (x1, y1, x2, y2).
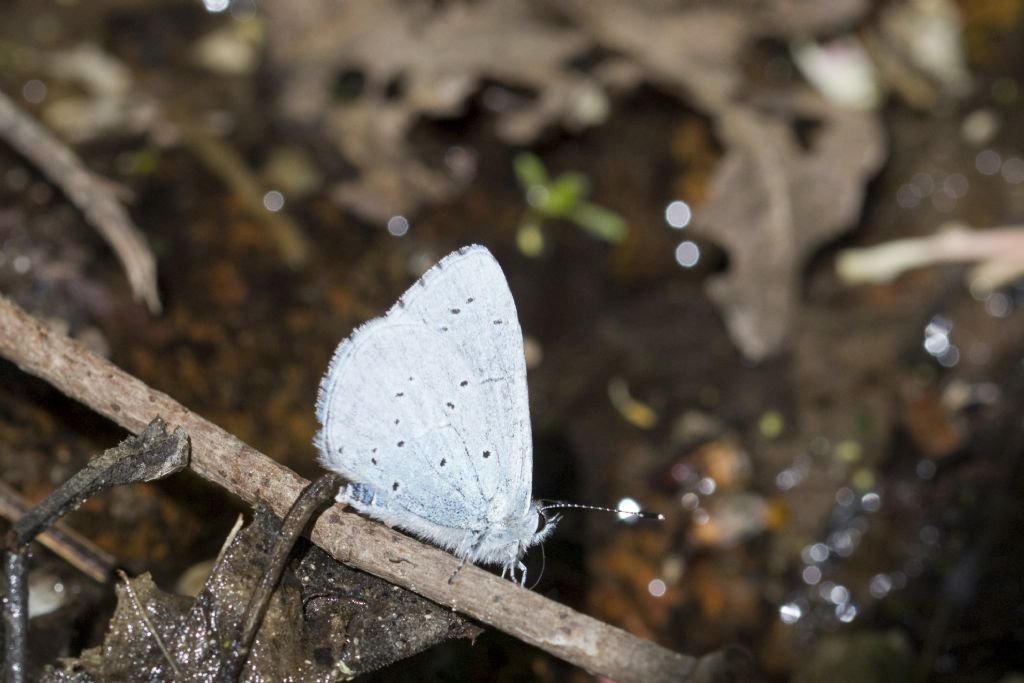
(625, 511, 664, 520)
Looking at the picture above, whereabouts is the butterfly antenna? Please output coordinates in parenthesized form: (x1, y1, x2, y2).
(540, 501, 664, 520)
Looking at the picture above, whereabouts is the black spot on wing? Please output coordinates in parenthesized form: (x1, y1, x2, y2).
(483, 450, 491, 459)
(392, 481, 400, 491)
(371, 457, 377, 465)
(446, 402, 455, 409)
(440, 458, 446, 467)
(460, 380, 468, 387)
(466, 297, 474, 303)
(450, 308, 461, 314)
(398, 440, 405, 447)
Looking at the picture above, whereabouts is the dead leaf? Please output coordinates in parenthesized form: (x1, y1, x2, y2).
(265, 0, 594, 223)
(264, 0, 886, 357)
(694, 101, 885, 360)
(546, 1, 886, 360)
(44, 507, 477, 681)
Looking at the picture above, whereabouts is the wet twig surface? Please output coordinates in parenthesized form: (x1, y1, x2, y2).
(2, 418, 190, 683)
(226, 473, 344, 680)
(7, 418, 189, 544)
(0, 293, 754, 683)
(0, 480, 117, 584)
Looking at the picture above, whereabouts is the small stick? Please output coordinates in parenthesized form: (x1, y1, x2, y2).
(836, 224, 1024, 292)
(9, 418, 189, 545)
(0, 480, 116, 584)
(0, 89, 161, 312)
(225, 473, 344, 680)
(2, 418, 189, 683)
(2, 545, 29, 683)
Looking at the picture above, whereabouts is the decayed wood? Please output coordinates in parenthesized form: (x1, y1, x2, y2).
(0, 294, 750, 683)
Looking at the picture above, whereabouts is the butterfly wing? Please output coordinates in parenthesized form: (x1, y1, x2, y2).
(316, 245, 533, 534)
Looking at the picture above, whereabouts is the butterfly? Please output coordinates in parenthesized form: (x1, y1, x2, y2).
(315, 245, 556, 584)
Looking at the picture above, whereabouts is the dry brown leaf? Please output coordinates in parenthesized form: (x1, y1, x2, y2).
(265, 0, 886, 359)
(265, 0, 593, 223)
(694, 102, 885, 359)
(44, 507, 476, 681)
(553, 1, 885, 360)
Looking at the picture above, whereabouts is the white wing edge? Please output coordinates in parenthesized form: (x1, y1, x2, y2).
(313, 314, 391, 470)
(381, 244, 495, 319)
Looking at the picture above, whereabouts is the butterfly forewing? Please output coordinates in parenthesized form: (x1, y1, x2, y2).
(316, 245, 533, 531)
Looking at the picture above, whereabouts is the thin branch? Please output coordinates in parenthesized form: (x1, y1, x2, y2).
(2, 545, 28, 683)
(836, 224, 1024, 294)
(9, 418, 189, 544)
(227, 473, 344, 680)
(0, 294, 751, 683)
(0, 89, 161, 313)
(0, 480, 117, 584)
(173, 119, 312, 268)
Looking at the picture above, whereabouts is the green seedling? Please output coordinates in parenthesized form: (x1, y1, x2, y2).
(513, 152, 627, 256)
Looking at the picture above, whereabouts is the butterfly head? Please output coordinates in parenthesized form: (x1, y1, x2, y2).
(529, 500, 561, 546)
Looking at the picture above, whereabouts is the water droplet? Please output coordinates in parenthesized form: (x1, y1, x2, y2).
(616, 497, 640, 521)
(674, 241, 700, 268)
(802, 565, 822, 585)
(779, 602, 803, 624)
(665, 200, 692, 229)
(387, 215, 410, 237)
(262, 190, 285, 212)
(975, 149, 1002, 176)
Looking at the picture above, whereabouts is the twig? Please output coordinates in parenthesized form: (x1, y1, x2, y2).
(2, 418, 189, 683)
(227, 473, 343, 681)
(9, 418, 189, 544)
(836, 224, 1024, 294)
(0, 89, 162, 313)
(174, 119, 312, 268)
(2, 546, 28, 683)
(0, 294, 750, 683)
(0, 480, 117, 584)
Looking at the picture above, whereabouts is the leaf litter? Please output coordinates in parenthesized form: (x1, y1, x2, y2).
(263, 0, 888, 359)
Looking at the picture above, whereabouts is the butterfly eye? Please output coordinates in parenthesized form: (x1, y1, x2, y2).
(535, 512, 547, 534)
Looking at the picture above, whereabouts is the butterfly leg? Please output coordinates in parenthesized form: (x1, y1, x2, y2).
(517, 560, 528, 587)
(448, 556, 468, 585)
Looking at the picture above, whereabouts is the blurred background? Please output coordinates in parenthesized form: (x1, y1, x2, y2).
(1, 0, 1023, 680)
